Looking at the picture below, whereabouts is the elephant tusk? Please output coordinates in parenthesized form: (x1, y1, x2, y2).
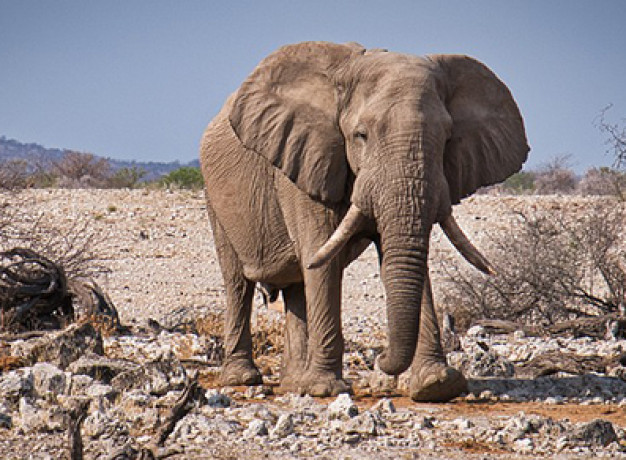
(440, 215, 496, 275)
(307, 204, 366, 269)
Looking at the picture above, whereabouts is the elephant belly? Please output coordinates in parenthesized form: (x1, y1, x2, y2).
(201, 118, 302, 286)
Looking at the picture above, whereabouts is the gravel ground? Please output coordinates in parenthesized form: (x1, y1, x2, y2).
(0, 189, 625, 459)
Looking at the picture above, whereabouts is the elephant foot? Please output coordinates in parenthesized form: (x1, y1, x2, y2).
(220, 358, 263, 386)
(279, 370, 351, 397)
(409, 362, 467, 403)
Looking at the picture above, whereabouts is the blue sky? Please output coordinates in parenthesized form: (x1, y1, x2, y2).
(1, 1, 625, 172)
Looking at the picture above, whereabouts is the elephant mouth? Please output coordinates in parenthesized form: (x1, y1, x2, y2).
(307, 204, 494, 275)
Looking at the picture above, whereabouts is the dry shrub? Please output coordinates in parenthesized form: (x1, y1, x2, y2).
(0, 194, 108, 281)
(53, 150, 112, 188)
(533, 155, 577, 195)
(578, 167, 626, 200)
(0, 159, 31, 189)
(0, 192, 112, 332)
(252, 314, 284, 358)
(195, 310, 284, 359)
(441, 201, 626, 330)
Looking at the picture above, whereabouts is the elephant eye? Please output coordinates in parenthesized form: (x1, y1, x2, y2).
(354, 129, 368, 142)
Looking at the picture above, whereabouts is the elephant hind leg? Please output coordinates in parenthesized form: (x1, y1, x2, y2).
(277, 283, 308, 392)
(208, 207, 262, 386)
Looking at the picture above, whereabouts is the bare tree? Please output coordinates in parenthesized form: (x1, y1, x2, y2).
(597, 104, 626, 170)
(578, 167, 626, 200)
(53, 151, 111, 188)
(533, 155, 577, 194)
(0, 159, 31, 189)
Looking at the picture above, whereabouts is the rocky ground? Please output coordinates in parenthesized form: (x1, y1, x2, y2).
(0, 189, 625, 459)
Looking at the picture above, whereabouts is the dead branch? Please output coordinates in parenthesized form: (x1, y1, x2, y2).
(0, 247, 120, 333)
(0, 248, 73, 331)
(155, 375, 201, 446)
(474, 314, 626, 339)
(515, 351, 618, 379)
(137, 372, 204, 458)
(68, 399, 89, 460)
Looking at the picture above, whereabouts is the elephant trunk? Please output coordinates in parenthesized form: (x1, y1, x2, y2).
(354, 161, 435, 376)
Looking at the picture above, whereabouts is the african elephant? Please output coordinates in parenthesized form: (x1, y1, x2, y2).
(200, 41, 528, 401)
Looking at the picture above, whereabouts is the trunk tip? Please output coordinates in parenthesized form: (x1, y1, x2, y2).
(376, 351, 413, 376)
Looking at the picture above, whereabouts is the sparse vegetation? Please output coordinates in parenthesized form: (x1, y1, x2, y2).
(159, 166, 204, 190)
(442, 202, 626, 330)
(578, 167, 626, 199)
(502, 170, 536, 194)
(0, 190, 112, 332)
(533, 155, 577, 195)
(108, 166, 147, 189)
(53, 150, 112, 188)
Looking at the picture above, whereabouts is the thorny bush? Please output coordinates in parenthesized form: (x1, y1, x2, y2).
(441, 201, 626, 330)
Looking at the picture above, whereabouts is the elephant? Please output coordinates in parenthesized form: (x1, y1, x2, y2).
(199, 41, 529, 401)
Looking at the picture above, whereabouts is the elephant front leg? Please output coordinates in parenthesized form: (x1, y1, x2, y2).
(409, 274, 467, 402)
(296, 263, 350, 397)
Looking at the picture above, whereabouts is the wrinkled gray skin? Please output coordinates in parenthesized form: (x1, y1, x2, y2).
(200, 41, 529, 401)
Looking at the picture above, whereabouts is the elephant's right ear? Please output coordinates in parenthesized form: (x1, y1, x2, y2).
(230, 42, 362, 203)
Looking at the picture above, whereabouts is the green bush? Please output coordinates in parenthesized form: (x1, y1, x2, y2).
(109, 166, 147, 189)
(502, 171, 536, 193)
(159, 166, 204, 190)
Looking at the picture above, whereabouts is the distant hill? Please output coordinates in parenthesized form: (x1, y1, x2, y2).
(0, 135, 199, 181)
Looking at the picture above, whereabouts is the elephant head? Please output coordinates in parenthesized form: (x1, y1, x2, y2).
(229, 41, 529, 375)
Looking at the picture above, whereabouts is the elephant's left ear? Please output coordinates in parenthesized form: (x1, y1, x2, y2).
(229, 42, 362, 203)
(429, 54, 530, 204)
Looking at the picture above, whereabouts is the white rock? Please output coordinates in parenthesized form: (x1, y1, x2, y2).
(545, 396, 564, 405)
(32, 362, 67, 396)
(85, 383, 118, 402)
(69, 374, 94, 396)
(18, 397, 65, 433)
(513, 330, 526, 339)
(271, 413, 294, 437)
(343, 411, 384, 436)
(244, 419, 269, 437)
(466, 325, 486, 337)
(414, 416, 435, 430)
(513, 437, 534, 453)
(328, 393, 358, 420)
(0, 369, 33, 402)
(371, 398, 396, 414)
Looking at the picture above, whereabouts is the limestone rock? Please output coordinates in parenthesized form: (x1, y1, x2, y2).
(570, 419, 617, 447)
(111, 358, 186, 395)
(271, 413, 294, 438)
(32, 363, 67, 397)
(244, 419, 269, 437)
(67, 355, 139, 383)
(11, 323, 103, 370)
(328, 393, 358, 420)
(0, 369, 33, 405)
(17, 397, 65, 433)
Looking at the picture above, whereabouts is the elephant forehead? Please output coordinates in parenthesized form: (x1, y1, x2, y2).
(351, 53, 434, 85)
